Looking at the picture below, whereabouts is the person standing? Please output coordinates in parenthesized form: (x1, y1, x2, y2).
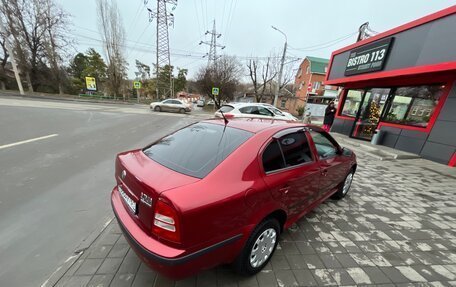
(323, 102, 336, 132)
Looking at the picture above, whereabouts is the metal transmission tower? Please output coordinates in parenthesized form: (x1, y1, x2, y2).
(147, 0, 177, 98)
(199, 20, 225, 67)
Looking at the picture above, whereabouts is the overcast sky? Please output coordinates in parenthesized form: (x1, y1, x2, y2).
(59, 0, 455, 80)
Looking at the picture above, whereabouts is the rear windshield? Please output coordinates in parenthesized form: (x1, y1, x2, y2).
(143, 123, 253, 178)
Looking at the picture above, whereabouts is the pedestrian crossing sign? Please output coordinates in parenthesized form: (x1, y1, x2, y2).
(133, 81, 142, 89)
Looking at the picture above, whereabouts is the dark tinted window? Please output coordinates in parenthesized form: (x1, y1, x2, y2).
(239, 106, 273, 116)
(262, 140, 285, 172)
(310, 131, 338, 159)
(258, 107, 274, 116)
(219, 105, 234, 113)
(279, 132, 313, 166)
(262, 131, 313, 173)
(239, 106, 256, 114)
(143, 123, 252, 178)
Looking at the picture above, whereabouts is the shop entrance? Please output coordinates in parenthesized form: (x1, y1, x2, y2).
(350, 88, 390, 140)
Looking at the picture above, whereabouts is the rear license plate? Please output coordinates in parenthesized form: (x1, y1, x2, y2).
(118, 186, 137, 214)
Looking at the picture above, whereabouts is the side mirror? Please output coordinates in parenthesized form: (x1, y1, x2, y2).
(340, 147, 353, 156)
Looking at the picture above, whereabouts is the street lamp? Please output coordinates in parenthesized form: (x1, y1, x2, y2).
(271, 26, 287, 107)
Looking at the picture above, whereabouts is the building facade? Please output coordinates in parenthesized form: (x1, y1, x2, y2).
(325, 5, 456, 166)
(286, 57, 338, 116)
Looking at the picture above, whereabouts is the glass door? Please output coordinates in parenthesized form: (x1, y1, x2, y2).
(350, 88, 390, 140)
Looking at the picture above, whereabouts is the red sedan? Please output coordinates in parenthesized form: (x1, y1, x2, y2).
(111, 118, 356, 279)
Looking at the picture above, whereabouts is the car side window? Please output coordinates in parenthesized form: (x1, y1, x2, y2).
(262, 140, 285, 172)
(258, 107, 273, 116)
(262, 131, 314, 173)
(310, 131, 338, 159)
(279, 131, 313, 166)
(163, 100, 171, 104)
(171, 100, 181, 104)
(239, 106, 256, 114)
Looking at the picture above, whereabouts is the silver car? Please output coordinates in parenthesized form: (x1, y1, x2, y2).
(150, 99, 192, 113)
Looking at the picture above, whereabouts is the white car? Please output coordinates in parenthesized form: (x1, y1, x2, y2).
(150, 99, 192, 113)
(196, 99, 205, 107)
(214, 103, 298, 121)
(257, 103, 298, 121)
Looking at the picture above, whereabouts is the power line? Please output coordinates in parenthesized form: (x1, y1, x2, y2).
(288, 31, 357, 51)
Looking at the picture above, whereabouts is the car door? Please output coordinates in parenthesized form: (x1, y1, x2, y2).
(172, 100, 182, 112)
(239, 106, 260, 118)
(308, 130, 349, 198)
(261, 128, 321, 220)
(161, 100, 172, 112)
(257, 106, 275, 119)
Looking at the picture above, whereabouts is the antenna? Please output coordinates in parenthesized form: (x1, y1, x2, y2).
(219, 110, 229, 125)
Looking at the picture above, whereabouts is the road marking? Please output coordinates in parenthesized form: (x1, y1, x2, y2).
(0, 134, 58, 150)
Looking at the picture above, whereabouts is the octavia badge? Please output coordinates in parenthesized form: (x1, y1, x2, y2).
(121, 170, 127, 180)
(141, 193, 153, 207)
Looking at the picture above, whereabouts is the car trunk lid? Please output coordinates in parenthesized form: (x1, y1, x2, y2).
(115, 150, 199, 233)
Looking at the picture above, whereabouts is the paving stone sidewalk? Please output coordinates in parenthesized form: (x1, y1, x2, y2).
(53, 143, 456, 287)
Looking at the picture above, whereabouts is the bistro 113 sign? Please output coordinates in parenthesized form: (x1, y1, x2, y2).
(344, 37, 394, 76)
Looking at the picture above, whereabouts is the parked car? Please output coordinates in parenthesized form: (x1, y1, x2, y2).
(150, 99, 191, 113)
(111, 118, 356, 279)
(206, 100, 215, 106)
(215, 103, 298, 121)
(196, 99, 205, 107)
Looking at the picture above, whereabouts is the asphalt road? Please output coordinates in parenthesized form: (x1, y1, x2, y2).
(0, 97, 199, 286)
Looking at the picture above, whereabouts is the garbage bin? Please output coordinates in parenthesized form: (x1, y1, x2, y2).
(371, 129, 385, 145)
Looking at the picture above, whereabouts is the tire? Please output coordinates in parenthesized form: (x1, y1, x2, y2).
(154, 106, 161, 112)
(233, 218, 280, 276)
(179, 108, 186, 114)
(332, 169, 355, 200)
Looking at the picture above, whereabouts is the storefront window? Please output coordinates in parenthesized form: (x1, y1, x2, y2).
(341, 89, 363, 117)
(384, 85, 444, 127)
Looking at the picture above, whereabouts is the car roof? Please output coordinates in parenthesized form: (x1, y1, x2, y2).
(202, 117, 320, 133)
(221, 102, 271, 108)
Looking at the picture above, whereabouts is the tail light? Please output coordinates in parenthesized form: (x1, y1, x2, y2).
(152, 200, 181, 243)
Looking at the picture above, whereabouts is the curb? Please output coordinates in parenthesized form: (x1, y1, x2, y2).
(40, 216, 115, 287)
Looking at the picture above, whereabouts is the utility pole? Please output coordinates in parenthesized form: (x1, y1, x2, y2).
(199, 20, 225, 67)
(0, 19, 24, 95)
(272, 26, 287, 107)
(147, 0, 177, 99)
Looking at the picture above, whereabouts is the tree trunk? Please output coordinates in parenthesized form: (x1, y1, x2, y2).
(0, 80, 5, 90)
(25, 72, 33, 92)
(59, 83, 64, 95)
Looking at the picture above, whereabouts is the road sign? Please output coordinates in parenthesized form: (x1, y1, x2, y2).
(85, 77, 97, 91)
(307, 83, 312, 92)
(211, 87, 219, 96)
(133, 81, 142, 89)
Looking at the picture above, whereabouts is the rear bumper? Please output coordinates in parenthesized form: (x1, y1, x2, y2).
(111, 187, 243, 278)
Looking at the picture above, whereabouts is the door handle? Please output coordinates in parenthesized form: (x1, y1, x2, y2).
(321, 169, 328, 176)
(279, 186, 289, 194)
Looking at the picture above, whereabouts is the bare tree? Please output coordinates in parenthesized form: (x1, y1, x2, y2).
(0, 0, 71, 93)
(43, 0, 71, 95)
(0, 0, 34, 91)
(196, 56, 243, 109)
(97, 0, 127, 99)
(246, 56, 277, 103)
(0, 29, 9, 90)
